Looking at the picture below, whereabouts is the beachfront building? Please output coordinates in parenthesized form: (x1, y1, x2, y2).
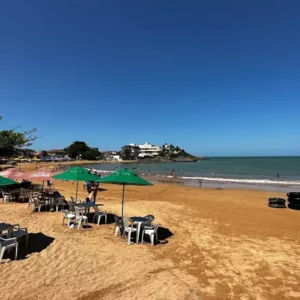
(121, 144, 140, 160)
(48, 149, 68, 160)
(18, 148, 36, 158)
(138, 142, 161, 158)
(103, 151, 122, 161)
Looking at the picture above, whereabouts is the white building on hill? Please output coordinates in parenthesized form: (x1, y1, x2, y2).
(138, 142, 161, 158)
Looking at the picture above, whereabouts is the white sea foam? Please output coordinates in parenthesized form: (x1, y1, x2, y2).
(180, 176, 300, 186)
(86, 168, 113, 174)
(86, 166, 300, 187)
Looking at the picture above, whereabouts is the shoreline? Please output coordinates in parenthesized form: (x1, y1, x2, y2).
(11, 160, 300, 193)
(85, 167, 300, 193)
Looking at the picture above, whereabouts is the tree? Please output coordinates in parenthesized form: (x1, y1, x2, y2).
(0, 117, 37, 157)
(41, 150, 48, 157)
(64, 141, 102, 160)
(64, 141, 90, 158)
(121, 147, 133, 160)
(83, 148, 102, 160)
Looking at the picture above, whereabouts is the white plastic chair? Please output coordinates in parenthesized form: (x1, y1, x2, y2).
(122, 217, 137, 245)
(93, 206, 107, 225)
(8, 224, 28, 248)
(142, 224, 160, 246)
(54, 197, 65, 212)
(144, 215, 155, 226)
(0, 236, 18, 262)
(19, 189, 27, 203)
(74, 206, 88, 230)
(3, 192, 12, 203)
(62, 210, 76, 228)
(10, 190, 17, 202)
(28, 194, 36, 210)
(33, 199, 48, 212)
(71, 196, 81, 205)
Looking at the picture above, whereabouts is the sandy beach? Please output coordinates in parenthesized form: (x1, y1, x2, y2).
(13, 161, 111, 171)
(1, 179, 300, 300)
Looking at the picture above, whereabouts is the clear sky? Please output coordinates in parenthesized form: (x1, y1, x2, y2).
(0, 1, 299, 156)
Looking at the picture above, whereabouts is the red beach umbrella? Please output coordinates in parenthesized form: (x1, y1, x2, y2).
(24, 171, 58, 181)
(23, 170, 58, 190)
(0, 168, 25, 180)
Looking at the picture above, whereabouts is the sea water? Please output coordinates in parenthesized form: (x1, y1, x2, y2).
(86, 157, 300, 190)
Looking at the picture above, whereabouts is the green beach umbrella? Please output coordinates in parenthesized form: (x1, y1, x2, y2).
(52, 166, 101, 200)
(97, 169, 153, 217)
(0, 175, 18, 186)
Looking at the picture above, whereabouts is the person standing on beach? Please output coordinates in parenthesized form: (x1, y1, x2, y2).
(83, 181, 87, 190)
(199, 180, 202, 188)
(90, 182, 99, 203)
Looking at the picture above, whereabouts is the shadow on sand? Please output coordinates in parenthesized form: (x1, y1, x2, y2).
(156, 226, 174, 245)
(17, 232, 55, 260)
(82, 212, 174, 245)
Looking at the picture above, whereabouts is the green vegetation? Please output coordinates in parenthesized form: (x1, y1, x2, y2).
(160, 144, 193, 159)
(121, 147, 137, 160)
(41, 150, 48, 157)
(64, 141, 103, 160)
(0, 116, 37, 157)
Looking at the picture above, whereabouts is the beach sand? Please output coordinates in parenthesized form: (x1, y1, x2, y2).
(13, 161, 103, 171)
(11, 160, 133, 172)
(1, 181, 300, 300)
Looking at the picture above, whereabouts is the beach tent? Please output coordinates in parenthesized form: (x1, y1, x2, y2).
(0, 176, 18, 187)
(52, 166, 101, 200)
(97, 169, 152, 217)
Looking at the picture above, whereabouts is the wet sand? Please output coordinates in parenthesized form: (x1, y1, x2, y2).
(1, 180, 300, 299)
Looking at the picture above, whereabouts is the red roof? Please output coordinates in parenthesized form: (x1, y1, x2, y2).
(48, 149, 66, 153)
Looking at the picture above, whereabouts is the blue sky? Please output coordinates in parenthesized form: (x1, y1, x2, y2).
(0, 0, 299, 156)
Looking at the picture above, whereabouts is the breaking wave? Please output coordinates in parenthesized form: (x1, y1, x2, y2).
(180, 176, 300, 186)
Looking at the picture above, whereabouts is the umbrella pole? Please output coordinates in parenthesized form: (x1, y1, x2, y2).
(42, 180, 44, 191)
(76, 180, 79, 201)
(121, 184, 125, 218)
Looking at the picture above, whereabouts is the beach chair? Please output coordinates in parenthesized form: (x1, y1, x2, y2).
(28, 194, 35, 210)
(122, 217, 137, 245)
(54, 197, 65, 212)
(62, 210, 76, 228)
(0, 223, 10, 239)
(3, 192, 13, 203)
(71, 196, 81, 205)
(33, 198, 48, 212)
(74, 206, 88, 230)
(0, 236, 18, 262)
(92, 206, 107, 225)
(142, 224, 160, 246)
(8, 224, 28, 248)
(10, 190, 17, 202)
(19, 189, 26, 203)
(114, 215, 123, 237)
(144, 215, 155, 226)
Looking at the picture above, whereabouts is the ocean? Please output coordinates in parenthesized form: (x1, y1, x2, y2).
(85, 157, 300, 191)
